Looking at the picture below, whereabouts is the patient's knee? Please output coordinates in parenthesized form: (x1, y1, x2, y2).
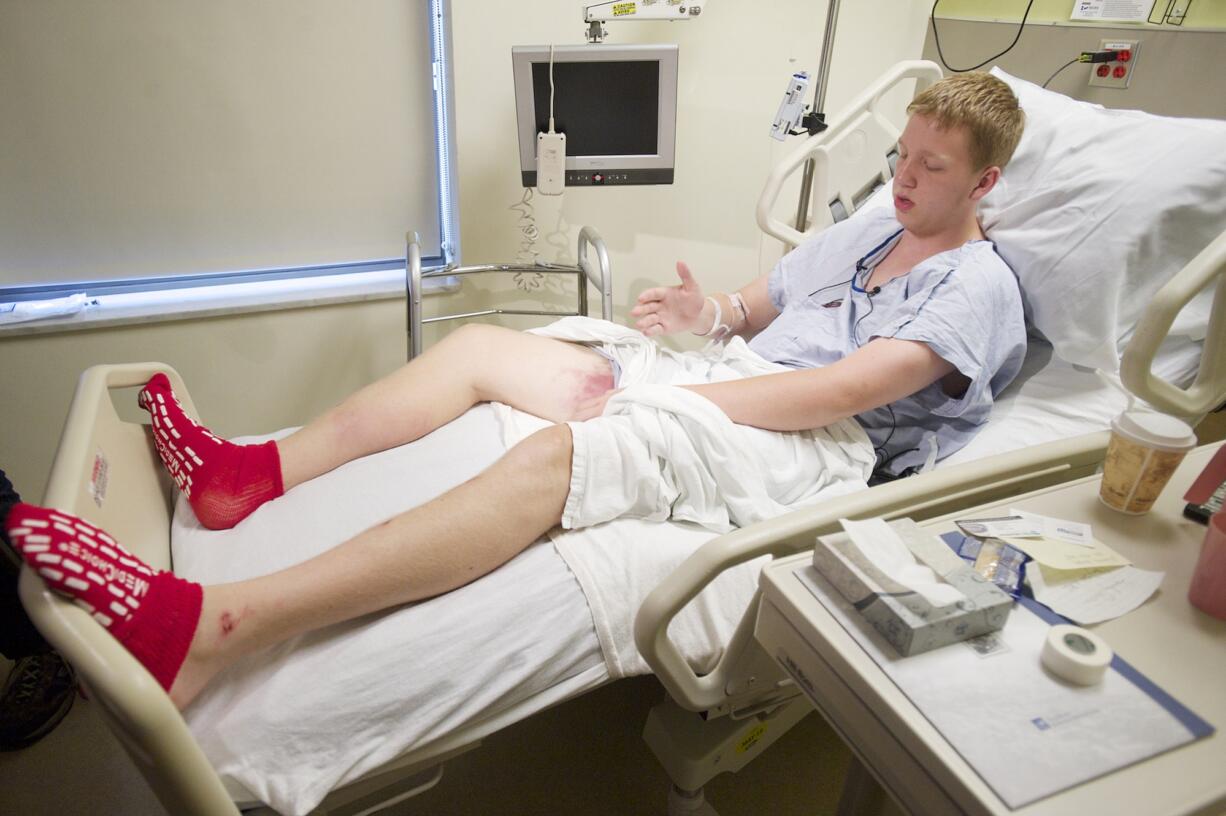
(443, 323, 517, 353)
(509, 425, 574, 483)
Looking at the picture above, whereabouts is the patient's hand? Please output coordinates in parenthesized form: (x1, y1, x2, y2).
(631, 262, 706, 337)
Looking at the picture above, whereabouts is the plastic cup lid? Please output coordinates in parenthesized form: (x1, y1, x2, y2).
(1112, 410, 1197, 451)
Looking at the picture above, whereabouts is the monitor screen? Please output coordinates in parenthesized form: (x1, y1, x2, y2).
(512, 44, 678, 187)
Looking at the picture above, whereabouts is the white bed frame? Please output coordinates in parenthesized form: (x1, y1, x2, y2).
(18, 60, 1226, 816)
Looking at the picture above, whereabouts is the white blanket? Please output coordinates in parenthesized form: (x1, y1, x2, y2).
(175, 407, 606, 815)
(497, 317, 875, 676)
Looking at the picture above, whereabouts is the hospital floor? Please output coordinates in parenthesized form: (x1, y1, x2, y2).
(0, 672, 865, 816)
(396, 674, 862, 816)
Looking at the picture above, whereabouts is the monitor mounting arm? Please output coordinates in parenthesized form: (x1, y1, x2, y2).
(583, 0, 707, 43)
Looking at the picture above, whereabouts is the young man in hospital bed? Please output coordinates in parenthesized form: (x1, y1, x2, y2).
(5, 73, 1026, 710)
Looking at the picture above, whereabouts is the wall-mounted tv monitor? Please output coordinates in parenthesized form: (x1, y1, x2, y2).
(512, 44, 678, 187)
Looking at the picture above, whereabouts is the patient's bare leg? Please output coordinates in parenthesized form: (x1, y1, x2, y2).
(141, 324, 612, 529)
(6, 424, 576, 709)
(278, 324, 611, 488)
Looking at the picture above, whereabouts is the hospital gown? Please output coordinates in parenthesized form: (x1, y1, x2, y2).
(751, 208, 1027, 476)
(511, 210, 1027, 533)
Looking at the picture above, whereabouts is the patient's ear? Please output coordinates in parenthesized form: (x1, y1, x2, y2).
(970, 166, 1001, 201)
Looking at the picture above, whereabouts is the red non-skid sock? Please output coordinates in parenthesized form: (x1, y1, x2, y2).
(5, 503, 202, 693)
(139, 373, 283, 530)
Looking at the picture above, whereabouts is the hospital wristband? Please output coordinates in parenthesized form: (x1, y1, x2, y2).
(693, 295, 732, 339)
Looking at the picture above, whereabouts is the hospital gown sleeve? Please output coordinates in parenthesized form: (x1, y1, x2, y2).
(870, 246, 1027, 419)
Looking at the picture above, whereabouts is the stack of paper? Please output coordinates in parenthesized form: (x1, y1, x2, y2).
(956, 509, 1164, 625)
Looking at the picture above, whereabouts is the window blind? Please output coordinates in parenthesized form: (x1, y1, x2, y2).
(0, 0, 454, 300)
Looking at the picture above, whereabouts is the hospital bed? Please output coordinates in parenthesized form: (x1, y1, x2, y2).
(17, 61, 1226, 816)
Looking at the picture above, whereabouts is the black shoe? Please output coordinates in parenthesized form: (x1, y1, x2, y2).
(0, 652, 76, 751)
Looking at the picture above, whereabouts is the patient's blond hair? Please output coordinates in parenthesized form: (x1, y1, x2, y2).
(907, 72, 1024, 171)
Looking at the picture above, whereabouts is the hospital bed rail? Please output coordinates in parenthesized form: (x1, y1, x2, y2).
(756, 59, 943, 249)
(634, 432, 1110, 714)
(406, 225, 613, 360)
(635, 223, 1226, 718)
(1122, 228, 1226, 421)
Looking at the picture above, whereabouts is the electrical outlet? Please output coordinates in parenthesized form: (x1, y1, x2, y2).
(1088, 39, 1139, 89)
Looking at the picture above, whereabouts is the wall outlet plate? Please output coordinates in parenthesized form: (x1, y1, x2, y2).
(1088, 39, 1139, 89)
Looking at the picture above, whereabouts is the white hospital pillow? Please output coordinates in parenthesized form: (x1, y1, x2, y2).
(979, 68, 1226, 373)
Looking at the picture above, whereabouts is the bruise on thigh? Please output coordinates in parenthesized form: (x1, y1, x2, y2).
(558, 345, 616, 415)
(486, 335, 615, 422)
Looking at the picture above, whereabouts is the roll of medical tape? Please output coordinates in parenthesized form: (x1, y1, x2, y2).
(1040, 624, 1113, 685)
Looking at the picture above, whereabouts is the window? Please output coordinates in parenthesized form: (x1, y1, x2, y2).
(0, 0, 458, 304)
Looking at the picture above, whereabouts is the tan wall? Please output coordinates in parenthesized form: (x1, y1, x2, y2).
(922, 18, 1226, 118)
(936, 0, 1226, 28)
(0, 299, 415, 497)
(0, 1, 931, 501)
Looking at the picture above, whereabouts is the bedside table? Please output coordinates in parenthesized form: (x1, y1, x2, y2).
(756, 443, 1225, 816)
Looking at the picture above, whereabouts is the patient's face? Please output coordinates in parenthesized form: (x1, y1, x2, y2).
(892, 114, 984, 238)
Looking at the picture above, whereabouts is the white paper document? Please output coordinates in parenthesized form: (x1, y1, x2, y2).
(793, 566, 1206, 809)
(1009, 508, 1094, 547)
(1027, 564, 1164, 625)
(1002, 533, 1130, 572)
(1071, 0, 1150, 22)
(956, 515, 1042, 539)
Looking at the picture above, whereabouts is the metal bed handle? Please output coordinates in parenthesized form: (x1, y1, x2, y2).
(577, 225, 613, 322)
(406, 227, 614, 361)
(1122, 227, 1226, 419)
(407, 232, 424, 360)
(756, 60, 943, 249)
(633, 432, 1112, 713)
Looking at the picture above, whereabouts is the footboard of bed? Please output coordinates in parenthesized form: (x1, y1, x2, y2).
(21, 362, 242, 816)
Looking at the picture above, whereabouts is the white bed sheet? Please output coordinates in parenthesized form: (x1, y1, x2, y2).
(172, 335, 1203, 816)
(174, 406, 605, 814)
(174, 402, 758, 816)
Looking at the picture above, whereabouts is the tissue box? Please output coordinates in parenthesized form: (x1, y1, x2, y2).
(813, 518, 1012, 656)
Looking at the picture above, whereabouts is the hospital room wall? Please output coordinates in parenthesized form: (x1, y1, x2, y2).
(924, 13, 1226, 117)
(0, 1, 932, 500)
(447, 0, 935, 334)
(936, 0, 1226, 28)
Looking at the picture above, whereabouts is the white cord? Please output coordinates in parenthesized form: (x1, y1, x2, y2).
(548, 44, 556, 133)
(509, 188, 544, 290)
(509, 187, 540, 266)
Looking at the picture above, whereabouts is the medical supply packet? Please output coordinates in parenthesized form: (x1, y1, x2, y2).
(954, 535, 1027, 597)
(813, 518, 1012, 656)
